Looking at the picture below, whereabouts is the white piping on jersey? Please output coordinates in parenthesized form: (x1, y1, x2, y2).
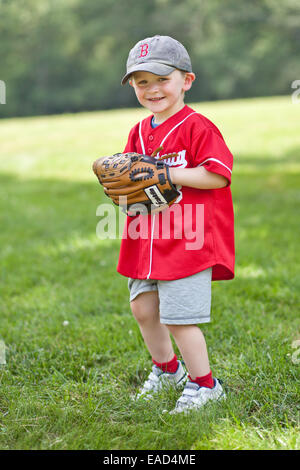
(146, 213, 157, 279)
(138, 112, 197, 155)
(140, 111, 197, 279)
(198, 157, 232, 174)
(159, 112, 197, 147)
(139, 121, 146, 154)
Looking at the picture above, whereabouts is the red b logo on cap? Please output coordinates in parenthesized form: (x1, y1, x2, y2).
(139, 44, 149, 57)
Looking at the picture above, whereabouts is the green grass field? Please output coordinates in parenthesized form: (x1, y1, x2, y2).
(0, 96, 299, 450)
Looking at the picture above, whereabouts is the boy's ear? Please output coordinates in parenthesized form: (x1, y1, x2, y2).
(183, 72, 196, 92)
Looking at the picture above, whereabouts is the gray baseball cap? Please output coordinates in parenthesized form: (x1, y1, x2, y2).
(121, 35, 192, 85)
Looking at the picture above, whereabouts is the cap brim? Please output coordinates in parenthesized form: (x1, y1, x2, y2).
(121, 63, 176, 85)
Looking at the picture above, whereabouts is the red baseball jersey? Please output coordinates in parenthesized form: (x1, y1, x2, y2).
(117, 105, 235, 281)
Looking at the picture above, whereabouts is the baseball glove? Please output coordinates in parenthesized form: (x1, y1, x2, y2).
(92, 151, 180, 216)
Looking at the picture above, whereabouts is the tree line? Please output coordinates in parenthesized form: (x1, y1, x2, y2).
(0, 0, 299, 118)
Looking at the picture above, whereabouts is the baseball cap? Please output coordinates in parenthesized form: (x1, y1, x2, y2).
(121, 35, 192, 85)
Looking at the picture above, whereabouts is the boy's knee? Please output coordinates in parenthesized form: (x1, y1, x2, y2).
(130, 302, 148, 324)
(130, 291, 159, 324)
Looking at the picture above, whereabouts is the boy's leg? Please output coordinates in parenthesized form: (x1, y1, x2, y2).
(164, 324, 225, 414)
(166, 324, 211, 380)
(131, 291, 187, 399)
(156, 269, 212, 376)
(130, 291, 174, 363)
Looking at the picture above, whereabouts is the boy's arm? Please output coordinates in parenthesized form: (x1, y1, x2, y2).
(169, 166, 228, 190)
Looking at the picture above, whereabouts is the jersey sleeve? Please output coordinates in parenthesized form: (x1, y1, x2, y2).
(123, 124, 139, 153)
(191, 127, 233, 184)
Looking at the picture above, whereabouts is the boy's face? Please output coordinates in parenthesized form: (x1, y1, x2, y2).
(129, 70, 195, 123)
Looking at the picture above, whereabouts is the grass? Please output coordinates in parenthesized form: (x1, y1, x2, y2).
(0, 96, 299, 450)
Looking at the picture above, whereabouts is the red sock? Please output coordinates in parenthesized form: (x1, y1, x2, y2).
(188, 371, 214, 389)
(152, 354, 178, 373)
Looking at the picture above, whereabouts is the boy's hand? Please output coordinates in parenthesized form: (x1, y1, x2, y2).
(92, 152, 180, 216)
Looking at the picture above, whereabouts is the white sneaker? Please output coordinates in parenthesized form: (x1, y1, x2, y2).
(168, 378, 225, 414)
(136, 361, 187, 400)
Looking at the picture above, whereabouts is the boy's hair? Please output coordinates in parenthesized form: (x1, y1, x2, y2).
(130, 69, 187, 83)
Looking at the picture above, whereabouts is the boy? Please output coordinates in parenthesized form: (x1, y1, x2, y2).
(118, 35, 234, 413)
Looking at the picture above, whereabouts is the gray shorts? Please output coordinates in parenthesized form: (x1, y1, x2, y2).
(128, 268, 212, 325)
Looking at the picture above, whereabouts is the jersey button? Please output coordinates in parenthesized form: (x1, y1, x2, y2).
(148, 135, 154, 141)
(148, 148, 153, 154)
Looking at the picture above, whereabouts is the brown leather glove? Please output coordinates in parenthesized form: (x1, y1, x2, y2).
(92, 152, 180, 216)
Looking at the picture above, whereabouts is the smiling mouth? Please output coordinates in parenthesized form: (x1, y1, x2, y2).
(148, 97, 165, 102)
